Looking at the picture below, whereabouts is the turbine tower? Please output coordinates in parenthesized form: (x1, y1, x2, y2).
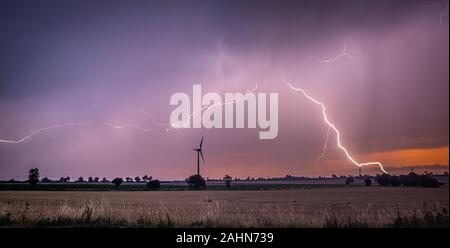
(193, 136, 205, 175)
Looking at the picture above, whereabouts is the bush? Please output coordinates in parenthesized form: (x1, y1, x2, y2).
(376, 172, 440, 188)
(112, 178, 123, 187)
(186, 174, 206, 189)
(419, 176, 439, 188)
(345, 176, 354, 186)
(364, 177, 372, 186)
(41, 177, 51, 183)
(223, 174, 232, 189)
(390, 176, 402, 187)
(401, 172, 420, 187)
(375, 174, 391, 186)
(146, 180, 161, 190)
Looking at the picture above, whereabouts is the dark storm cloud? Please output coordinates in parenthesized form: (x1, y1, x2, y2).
(0, 0, 448, 179)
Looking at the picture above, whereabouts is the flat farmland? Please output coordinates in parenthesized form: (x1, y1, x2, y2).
(0, 187, 448, 227)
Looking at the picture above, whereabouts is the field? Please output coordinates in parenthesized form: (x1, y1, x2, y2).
(0, 187, 448, 228)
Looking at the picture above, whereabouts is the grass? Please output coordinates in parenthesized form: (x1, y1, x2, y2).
(0, 200, 447, 228)
(0, 187, 448, 228)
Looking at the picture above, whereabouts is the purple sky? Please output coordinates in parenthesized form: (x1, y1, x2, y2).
(0, 0, 448, 180)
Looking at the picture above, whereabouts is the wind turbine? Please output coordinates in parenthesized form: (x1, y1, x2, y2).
(193, 136, 205, 175)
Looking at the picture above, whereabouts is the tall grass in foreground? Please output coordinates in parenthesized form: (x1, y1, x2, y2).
(0, 199, 447, 228)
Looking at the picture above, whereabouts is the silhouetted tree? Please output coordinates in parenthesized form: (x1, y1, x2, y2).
(223, 174, 232, 189)
(390, 176, 402, 187)
(101, 177, 108, 183)
(401, 172, 419, 186)
(112, 178, 123, 186)
(41, 177, 51, 183)
(125, 177, 133, 183)
(134, 177, 141, 182)
(58, 176, 70, 183)
(186, 174, 206, 189)
(364, 176, 372, 186)
(146, 179, 161, 190)
(142, 175, 152, 182)
(375, 174, 391, 186)
(77, 177, 84, 182)
(88, 177, 94, 183)
(28, 168, 40, 187)
(94, 177, 99, 183)
(345, 176, 354, 186)
(419, 175, 439, 188)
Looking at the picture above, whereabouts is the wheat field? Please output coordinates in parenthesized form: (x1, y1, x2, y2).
(0, 187, 448, 227)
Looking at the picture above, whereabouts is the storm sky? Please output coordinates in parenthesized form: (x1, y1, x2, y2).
(0, 0, 448, 180)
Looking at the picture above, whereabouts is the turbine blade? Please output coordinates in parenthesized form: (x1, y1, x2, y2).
(200, 136, 204, 148)
(200, 150, 205, 164)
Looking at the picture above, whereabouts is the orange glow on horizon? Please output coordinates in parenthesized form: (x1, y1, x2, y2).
(203, 146, 449, 178)
(363, 146, 449, 167)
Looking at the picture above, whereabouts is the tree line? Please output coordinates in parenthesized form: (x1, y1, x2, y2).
(24, 168, 443, 190)
(26, 168, 161, 189)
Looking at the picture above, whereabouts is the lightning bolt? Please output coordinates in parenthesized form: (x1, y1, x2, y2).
(438, 4, 449, 30)
(171, 84, 259, 129)
(0, 122, 152, 144)
(1, 85, 259, 144)
(284, 78, 388, 174)
(129, 84, 259, 131)
(126, 108, 172, 131)
(319, 126, 331, 160)
(309, 44, 359, 63)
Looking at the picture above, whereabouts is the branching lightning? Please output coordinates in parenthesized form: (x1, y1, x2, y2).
(319, 126, 331, 160)
(1, 85, 259, 144)
(309, 44, 359, 63)
(170, 84, 259, 130)
(0, 122, 152, 144)
(129, 84, 259, 131)
(127, 108, 172, 131)
(284, 77, 388, 174)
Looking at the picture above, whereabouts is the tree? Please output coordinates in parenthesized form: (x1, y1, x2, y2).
(401, 172, 419, 187)
(146, 179, 161, 190)
(94, 177, 100, 183)
(41, 177, 51, 183)
(88, 177, 94, 183)
(364, 176, 372, 186)
(375, 174, 391, 186)
(77, 177, 84, 182)
(112, 178, 123, 187)
(58, 176, 70, 183)
(223, 174, 232, 189)
(390, 175, 402, 187)
(186, 174, 206, 189)
(28, 168, 40, 187)
(101, 177, 108, 183)
(142, 175, 152, 182)
(345, 176, 354, 186)
(134, 177, 141, 183)
(125, 177, 133, 183)
(419, 175, 439, 188)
